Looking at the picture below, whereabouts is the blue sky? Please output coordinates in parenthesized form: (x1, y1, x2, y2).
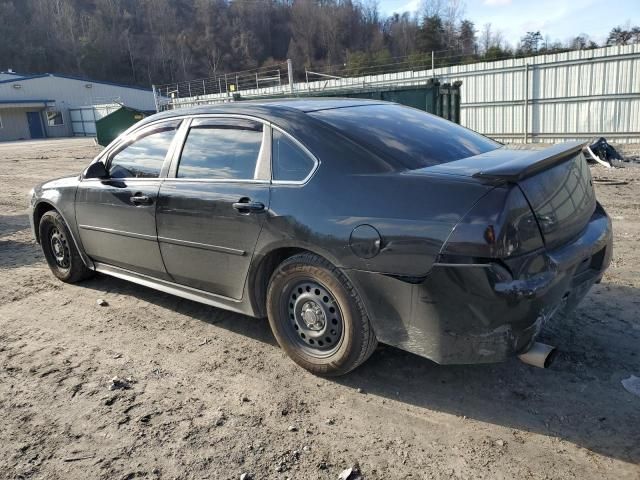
(378, 0, 640, 46)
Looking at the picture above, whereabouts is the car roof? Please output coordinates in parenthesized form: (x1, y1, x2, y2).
(246, 98, 387, 112)
(134, 98, 391, 138)
(146, 98, 386, 122)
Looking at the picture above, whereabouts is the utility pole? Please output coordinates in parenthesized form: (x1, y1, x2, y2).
(287, 59, 294, 94)
(431, 51, 435, 78)
(152, 85, 160, 112)
(524, 64, 529, 143)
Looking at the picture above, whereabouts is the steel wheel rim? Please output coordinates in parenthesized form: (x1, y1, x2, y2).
(281, 279, 344, 358)
(49, 227, 70, 270)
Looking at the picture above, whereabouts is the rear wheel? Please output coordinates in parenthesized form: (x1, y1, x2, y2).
(39, 210, 93, 283)
(266, 253, 377, 376)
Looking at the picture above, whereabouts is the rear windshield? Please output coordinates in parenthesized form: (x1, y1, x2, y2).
(309, 104, 500, 169)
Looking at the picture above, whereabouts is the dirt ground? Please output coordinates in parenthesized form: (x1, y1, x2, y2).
(0, 138, 638, 480)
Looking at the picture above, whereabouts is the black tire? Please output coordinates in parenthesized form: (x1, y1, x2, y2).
(39, 210, 93, 283)
(266, 253, 377, 376)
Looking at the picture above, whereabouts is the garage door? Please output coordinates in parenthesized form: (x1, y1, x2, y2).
(69, 105, 120, 137)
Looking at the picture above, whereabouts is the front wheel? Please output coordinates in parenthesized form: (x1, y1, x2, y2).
(266, 253, 377, 376)
(39, 210, 93, 283)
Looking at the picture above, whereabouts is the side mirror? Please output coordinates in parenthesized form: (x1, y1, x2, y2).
(84, 162, 109, 179)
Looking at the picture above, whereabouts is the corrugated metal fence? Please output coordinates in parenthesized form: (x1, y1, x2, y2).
(157, 44, 640, 144)
(437, 44, 640, 144)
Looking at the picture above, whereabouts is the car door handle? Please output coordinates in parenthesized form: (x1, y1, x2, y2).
(130, 194, 153, 205)
(232, 199, 265, 214)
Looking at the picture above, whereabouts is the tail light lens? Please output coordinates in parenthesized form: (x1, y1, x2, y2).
(441, 186, 543, 259)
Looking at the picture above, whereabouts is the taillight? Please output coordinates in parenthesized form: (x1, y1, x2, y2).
(441, 186, 543, 259)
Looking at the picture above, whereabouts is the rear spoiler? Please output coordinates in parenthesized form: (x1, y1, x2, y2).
(472, 141, 587, 182)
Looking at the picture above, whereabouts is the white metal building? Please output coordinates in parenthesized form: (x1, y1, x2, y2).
(0, 71, 155, 142)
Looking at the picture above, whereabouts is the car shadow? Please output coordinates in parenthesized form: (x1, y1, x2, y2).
(0, 239, 44, 269)
(72, 274, 640, 465)
(0, 214, 43, 269)
(0, 214, 30, 238)
(77, 273, 279, 347)
(338, 282, 640, 465)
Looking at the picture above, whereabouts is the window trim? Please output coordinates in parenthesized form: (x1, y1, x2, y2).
(82, 119, 182, 181)
(45, 110, 65, 127)
(166, 114, 272, 184)
(271, 125, 319, 186)
(83, 113, 320, 186)
(105, 122, 182, 180)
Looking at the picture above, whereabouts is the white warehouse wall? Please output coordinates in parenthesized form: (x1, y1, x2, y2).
(0, 74, 155, 141)
(0, 74, 155, 111)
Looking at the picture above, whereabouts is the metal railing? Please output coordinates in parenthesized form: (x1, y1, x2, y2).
(152, 49, 544, 111)
(153, 61, 292, 111)
(151, 44, 640, 145)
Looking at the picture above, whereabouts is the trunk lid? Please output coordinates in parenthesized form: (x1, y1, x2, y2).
(420, 142, 597, 248)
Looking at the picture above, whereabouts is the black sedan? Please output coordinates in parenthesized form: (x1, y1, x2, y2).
(29, 99, 612, 375)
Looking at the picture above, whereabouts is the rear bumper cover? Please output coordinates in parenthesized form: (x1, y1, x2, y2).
(347, 207, 612, 364)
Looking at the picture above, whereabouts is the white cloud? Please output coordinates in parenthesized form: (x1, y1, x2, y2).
(391, 0, 421, 14)
(483, 0, 513, 6)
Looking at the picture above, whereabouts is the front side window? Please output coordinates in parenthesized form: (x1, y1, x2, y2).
(46, 110, 64, 126)
(177, 120, 263, 180)
(272, 129, 316, 182)
(0, 113, 3, 129)
(109, 123, 179, 179)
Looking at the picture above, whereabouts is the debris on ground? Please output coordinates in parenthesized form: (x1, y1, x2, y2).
(338, 465, 363, 480)
(62, 454, 95, 462)
(96, 299, 108, 307)
(213, 411, 227, 427)
(592, 178, 629, 186)
(585, 137, 625, 167)
(138, 413, 153, 423)
(621, 375, 640, 398)
(239, 474, 252, 480)
(287, 425, 298, 432)
(108, 376, 134, 391)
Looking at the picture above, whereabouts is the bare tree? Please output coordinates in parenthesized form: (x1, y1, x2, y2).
(3, 0, 633, 88)
(607, 26, 634, 45)
(419, 0, 443, 18)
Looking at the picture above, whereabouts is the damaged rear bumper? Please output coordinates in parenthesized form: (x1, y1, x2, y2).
(346, 206, 612, 364)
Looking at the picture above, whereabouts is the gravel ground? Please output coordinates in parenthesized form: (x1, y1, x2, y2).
(0, 138, 639, 480)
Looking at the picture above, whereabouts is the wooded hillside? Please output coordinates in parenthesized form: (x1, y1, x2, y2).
(1, 0, 638, 87)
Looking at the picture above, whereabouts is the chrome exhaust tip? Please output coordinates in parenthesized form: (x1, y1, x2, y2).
(518, 342, 556, 369)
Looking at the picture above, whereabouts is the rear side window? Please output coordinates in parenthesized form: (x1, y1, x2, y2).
(309, 104, 500, 169)
(177, 121, 263, 180)
(109, 123, 179, 178)
(272, 129, 316, 182)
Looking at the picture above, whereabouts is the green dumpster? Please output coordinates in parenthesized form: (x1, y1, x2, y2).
(96, 106, 154, 146)
(234, 79, 462, 123)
